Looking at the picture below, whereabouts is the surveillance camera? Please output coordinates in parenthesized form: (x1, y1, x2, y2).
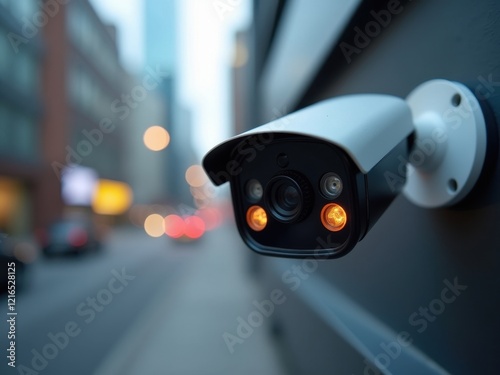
(203, 95, 413, 258)
(202, 80, 490, 259)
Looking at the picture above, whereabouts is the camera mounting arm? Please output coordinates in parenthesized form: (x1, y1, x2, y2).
(404, 79, 490, 208)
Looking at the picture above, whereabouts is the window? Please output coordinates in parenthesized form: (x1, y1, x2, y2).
(0, 111, 37, 160)
(0, 105, 11, 154)
(12, 113, 37, 159)
(0, 26, 10, 79)
(17, 116, 31, 157)
(16, 51, 37, 94)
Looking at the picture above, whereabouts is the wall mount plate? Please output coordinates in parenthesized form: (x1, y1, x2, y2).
(404, 79, 488, 208)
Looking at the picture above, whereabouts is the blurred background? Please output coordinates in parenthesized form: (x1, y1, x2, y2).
(2, 0, 500, 374)
(0, 0, 285, 374)
(0, 0, 249, 244)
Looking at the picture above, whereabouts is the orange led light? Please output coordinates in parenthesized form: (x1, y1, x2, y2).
(246, 206, 267, 232)
(321, 203, 347, 232)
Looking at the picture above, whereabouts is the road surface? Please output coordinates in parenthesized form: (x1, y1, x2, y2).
(2, 227, 193, 375)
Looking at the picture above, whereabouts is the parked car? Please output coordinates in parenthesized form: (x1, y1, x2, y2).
(41, 219, 101, 256)
(0, 234, 31, 293)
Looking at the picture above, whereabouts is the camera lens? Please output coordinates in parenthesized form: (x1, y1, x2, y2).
(266, 173, 312, 223)
(246, 179, 263, 202)
(320, 172, 343, 199)
(269, 177, 302, 221)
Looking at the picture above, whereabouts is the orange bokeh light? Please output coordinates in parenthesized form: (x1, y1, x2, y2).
(143, 126, 170, 151)
(185, 165, 208, 187)
(144, 214, 165, 237)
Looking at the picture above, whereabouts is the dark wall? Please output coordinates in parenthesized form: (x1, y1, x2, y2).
(262, 0, 500, 374)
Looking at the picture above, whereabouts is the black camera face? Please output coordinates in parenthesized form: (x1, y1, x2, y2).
(229, 134, 368, 259)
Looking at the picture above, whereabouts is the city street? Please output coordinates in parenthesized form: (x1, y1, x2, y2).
(1, 224, 286, 375)
(3, 226, 192, 374)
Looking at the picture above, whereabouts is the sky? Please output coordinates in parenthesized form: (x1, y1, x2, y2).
(89, 0, 251, 159)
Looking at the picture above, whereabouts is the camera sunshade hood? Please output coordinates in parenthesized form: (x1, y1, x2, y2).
(203, 94, 414, 186)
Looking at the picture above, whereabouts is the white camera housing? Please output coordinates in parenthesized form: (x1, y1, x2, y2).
(207, 95, 413, 174)
(203, 80, 491, 259)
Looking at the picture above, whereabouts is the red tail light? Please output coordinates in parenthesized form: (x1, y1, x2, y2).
(184, 216, 205, 239)
(68, 228, 88, 247)
(35, 228, 48, 247)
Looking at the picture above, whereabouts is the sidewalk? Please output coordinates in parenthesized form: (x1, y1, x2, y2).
(94, 224, 287, 375)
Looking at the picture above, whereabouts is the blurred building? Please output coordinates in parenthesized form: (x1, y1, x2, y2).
(64, 0, 127, 179)
(124, 74, 169, 205)
(0, 0, 132, 236)
(39, 0, 130, 228)
(0, 1, 43, 235)
(143, 0, 197, 205)
(231, 29, 254, 136)
(170, 103, 197, 204)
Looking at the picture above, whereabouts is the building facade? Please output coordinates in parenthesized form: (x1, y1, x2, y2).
(41, 0, 130, 228)
(143, 0, 197, 205)
(0, 0, 43, 235)
(0, 0, 130, 235)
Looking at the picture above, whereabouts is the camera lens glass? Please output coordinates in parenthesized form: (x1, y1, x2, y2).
(320, 172, 343, 199)
(246, 179, 263, 202)
(267, 176, 303, 222)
